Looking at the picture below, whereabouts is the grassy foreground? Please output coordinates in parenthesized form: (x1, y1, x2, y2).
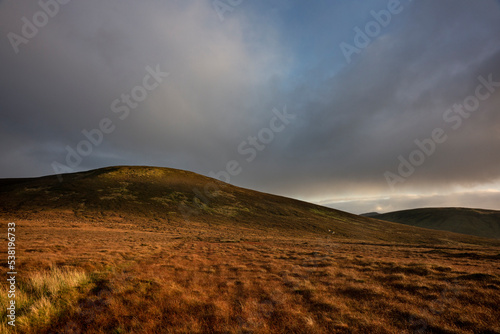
(1, 218, 499, 334)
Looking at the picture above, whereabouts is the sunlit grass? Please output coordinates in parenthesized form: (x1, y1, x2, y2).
(1, 214, 499, 333)
(0, 267, 90, 333)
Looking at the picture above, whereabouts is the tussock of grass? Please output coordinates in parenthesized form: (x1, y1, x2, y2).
(27, 267, 88, 298)
(0, 267, 89, 333)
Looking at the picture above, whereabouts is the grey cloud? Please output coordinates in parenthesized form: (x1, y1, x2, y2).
(1, 0, 499, 213)
(236, 0, 500, 200)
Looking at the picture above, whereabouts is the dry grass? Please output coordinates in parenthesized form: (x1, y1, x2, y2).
(1, 218, 499, 333)
(0, 266, 90, 333)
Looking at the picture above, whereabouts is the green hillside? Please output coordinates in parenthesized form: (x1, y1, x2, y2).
(373, 207, 500, 239)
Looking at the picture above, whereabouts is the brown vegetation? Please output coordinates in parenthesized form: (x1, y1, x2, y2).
(1, 217, 499, 333)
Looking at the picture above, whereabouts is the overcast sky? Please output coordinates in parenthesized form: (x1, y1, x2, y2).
(1, 0, 500, 214)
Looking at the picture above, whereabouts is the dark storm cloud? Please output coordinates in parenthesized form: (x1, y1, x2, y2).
(0, 0, 285, 176)
(234, 0, 500, 200)
(1, 0, 499, 212)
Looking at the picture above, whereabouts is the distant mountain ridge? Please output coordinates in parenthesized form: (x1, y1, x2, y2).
(372, 207, 500, 239)
(0, 166, 498, 246)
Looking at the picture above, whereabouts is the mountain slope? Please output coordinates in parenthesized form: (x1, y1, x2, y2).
(372, 207, 500, 239)
(0, 166, 498, 246)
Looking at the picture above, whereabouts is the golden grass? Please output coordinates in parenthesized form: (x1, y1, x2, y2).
(0, 266, 90, 333)
(1, 218, 499, 333)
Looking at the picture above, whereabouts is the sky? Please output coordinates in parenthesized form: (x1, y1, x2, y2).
(1, 0, 500, 214)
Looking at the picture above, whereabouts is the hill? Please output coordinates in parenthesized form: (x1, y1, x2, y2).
(360, 212, 380, 217)
(372, 207, 500, 239)
(0, 165, 497, 246)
